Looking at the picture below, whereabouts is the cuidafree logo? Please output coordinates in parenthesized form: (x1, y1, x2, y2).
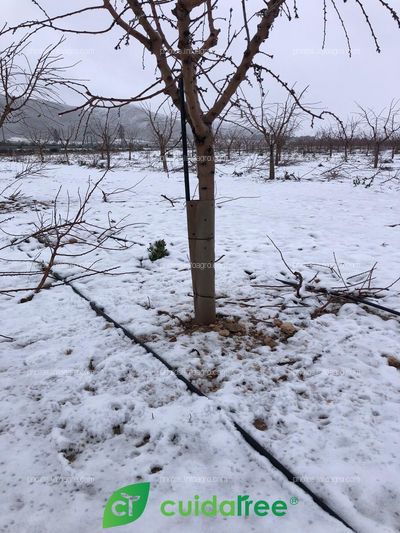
(103, 482, 297, 528)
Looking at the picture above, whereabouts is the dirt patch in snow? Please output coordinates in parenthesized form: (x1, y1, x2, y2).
(166, 314, 279, 351)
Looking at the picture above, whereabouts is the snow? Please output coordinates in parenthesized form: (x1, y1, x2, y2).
(0, 150, 399, 532)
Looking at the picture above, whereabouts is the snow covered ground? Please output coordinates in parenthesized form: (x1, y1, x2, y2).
(1, 150, 399, 532)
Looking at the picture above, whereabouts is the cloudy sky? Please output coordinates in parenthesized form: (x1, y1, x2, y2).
(2, 0, 400, 131)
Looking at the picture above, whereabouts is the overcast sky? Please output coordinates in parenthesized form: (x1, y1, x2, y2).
(2, 0, 400, 132)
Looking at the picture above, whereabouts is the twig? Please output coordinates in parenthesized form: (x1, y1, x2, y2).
(266, 234, 303, 297)
(0, 334, 14, 341)
(161, 194, 176, 207)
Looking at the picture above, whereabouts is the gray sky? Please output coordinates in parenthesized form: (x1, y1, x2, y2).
(2, 0, 399, 131)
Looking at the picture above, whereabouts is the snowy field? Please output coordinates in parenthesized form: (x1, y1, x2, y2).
(0, 150, 400, 533)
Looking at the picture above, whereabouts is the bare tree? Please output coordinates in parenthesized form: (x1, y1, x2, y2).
(118, 123, 127, 150)
(336, 116, 360, 162)
(125, 126, 139, 161)
(215, 123, 243, 160)
(215, 102, 263, 160)
(90, 112, 120, 170)
(0, 33, 69, 129)
(316, 125, 337, 158)
(143, 103, 178, 173)
(274, 103, 303, 166)
(5, 1, 400, 323)
(240, 91, 304, 180)
(26, 124, 51, 163)
(357, 100, 400, 168)
(55, 124, 77, 164)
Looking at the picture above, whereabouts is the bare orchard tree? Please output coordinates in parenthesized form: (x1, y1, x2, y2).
(357, 100, 400, 168)
(316, 125, 336, 158)
(336, 116, 360, 162)
(0, 33, 69, 129)
(90, 112, 120, 170)
(5, 1, 400, 323)
(142, 102, 178, 173)
(240, 91, 304, 180)
(54, 124, 77, 165)
(126, 126, 139, 161)
(118, 124, 127, 150)
(274, 102, 303, 166)
(214, 124, 243, 160)
(25, 124, 51, 163)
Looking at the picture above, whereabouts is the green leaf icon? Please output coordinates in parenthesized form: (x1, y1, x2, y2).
(103, 482, 150, 528)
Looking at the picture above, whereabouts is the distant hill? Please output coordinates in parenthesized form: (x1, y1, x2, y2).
(0, 95, 155, 143)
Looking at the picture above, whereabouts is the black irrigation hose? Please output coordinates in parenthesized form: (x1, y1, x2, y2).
(50, 269, 355, 532)
(276, 278, 400, 318)
(51, 271, 206, 396)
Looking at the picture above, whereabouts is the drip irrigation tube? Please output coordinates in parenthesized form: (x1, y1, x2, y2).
(50, 269, 356, 532)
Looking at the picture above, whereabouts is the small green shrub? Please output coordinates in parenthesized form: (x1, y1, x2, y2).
(148, 239, 170, 262)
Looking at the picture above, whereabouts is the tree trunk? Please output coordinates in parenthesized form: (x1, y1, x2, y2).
(275, 142, 282, 166)
(373, 143, 380, 169)
(106, 146, 111, 170)
(344, 142, 348, 163)
(186, 132, 216, 325)
(64, 144, 70, 165)
(38, 145, 44, 163)
(269, 143, 275, 180)
(161, 148, 169, 173)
